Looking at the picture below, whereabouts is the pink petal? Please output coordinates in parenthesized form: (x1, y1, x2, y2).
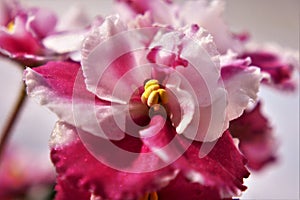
(229, 102, 277, 170)
(24, 61, 127, 140)
(140, 116, 249, 198)
(239, 48, 299, 90)
(221, 53, 263, 121)
(51, 122, 176, 200)
(81, 15, 155, 103)
(26, 7, 57, 38)
(157, 173, 224, 200)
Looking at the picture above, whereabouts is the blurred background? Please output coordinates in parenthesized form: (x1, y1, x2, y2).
(0, 0, 299, 199)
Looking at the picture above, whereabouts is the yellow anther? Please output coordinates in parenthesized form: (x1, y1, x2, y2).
(144, 79, 159, 90)
(141, 84, 160, 104)
(7, 21, 15, 33)
(141, 79, 168, 107)
(157, 88, 168, 105)
(147, 90, 159, 107)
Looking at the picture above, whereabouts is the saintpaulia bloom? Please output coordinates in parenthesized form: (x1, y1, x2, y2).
(115, 0, 299, 90)
(25, 15, 263, 199)
(0, 0, 91, 66)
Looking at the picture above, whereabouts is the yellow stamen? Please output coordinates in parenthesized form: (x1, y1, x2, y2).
(147, 90, 159, 106)
(141, 79, 168, 107)
(141, 84, 160, 104)
(157, 88, 168, 105)
(7, 21, 15, 33)
(144, 79, 159, 90)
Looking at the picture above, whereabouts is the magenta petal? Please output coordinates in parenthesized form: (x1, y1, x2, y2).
(51, 122, 176, 200)
(24, 61, 127, 140)
(158, 173, 223, 200)
(140, 116, 249, 198)
(239, 50, 298, 90)
(229, 102, 277, 170)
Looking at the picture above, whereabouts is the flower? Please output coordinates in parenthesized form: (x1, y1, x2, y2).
(24, 14, 264, 199)
(0, 0, 92, 66)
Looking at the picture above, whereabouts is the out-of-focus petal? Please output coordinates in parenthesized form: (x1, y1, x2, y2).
(114, 0, 176, 25)
(239, 43, 299, 90)
(178, 0, 243, 54)
(229, 102, 277, 170)
(26, 7, 57, 38)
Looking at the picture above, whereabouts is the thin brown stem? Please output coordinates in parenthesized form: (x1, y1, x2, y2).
(0, 83, 27, 161)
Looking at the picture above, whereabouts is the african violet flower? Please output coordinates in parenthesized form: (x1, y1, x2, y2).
(0, 0, 91, 66)
(24, 14, 264, 199)
(115, 0, 299, 90)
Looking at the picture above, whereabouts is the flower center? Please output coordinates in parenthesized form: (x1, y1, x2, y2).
(141, 79, 168, 107)
(139, 192, 158, 200)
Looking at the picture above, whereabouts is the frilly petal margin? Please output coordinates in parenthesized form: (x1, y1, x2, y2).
(50, 122, 177, 200)
(140, 116, 250, 199)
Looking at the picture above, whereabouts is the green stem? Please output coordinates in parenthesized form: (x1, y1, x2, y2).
(0, 83, 27, 161)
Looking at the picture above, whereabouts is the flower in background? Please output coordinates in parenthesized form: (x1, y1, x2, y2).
(0, 0, 92, 67)
(0, 145, 55, 200)
(23, 12, 266, 199)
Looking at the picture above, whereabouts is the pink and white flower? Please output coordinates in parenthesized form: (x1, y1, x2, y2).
(0, 0, 92, 66)
(24, 14, 263, 199)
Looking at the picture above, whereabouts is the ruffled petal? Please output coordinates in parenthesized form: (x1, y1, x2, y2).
(239, 43, 299, 90)
(81, 15, 154, 104)
(221, 52, 263, 121)
(229, 102, 277, 170)
(24, 61, 129, 140)
(140, 116, 249, 198)
(50, 122, 176, 200)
